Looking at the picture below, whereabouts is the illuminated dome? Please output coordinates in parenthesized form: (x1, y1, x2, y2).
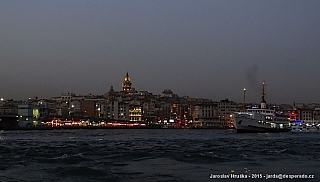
(124, 72, 130, 82)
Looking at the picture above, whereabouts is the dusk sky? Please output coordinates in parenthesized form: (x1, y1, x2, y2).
(1, 0, 320, 104)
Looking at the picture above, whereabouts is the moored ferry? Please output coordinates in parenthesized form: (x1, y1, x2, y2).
(233, 82, 291, 133)
(234, 109, 291, 133)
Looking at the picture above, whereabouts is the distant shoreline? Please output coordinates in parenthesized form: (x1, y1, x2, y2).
(0, 126, 229, 131)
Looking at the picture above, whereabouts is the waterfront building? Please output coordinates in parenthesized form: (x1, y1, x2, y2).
(0, 102, 18, 116)
(194, 101, 219, 128)
(69, 99, 82, 117)
(295, 109, 313, 121)
(31, 99, 51, 123)
(314, 108, 320, 121)
(142, 99, 157, 124)
(79, 95, 105, 119)
(51, 93, 82, 118)
(18, 104, 40, 127)
(81, 99, 96, 118)
(54, 101, 69, 117)
(0, 99, 19, 129)
(0, 115, 18, 129)
(129, 102, 142, 122)
(95, 100, 106, 119)
(293, 103, 318, 121)
(118, 101, 130, 121)
(158, 102, 173, 122)
(173, 103, 192, 126)
(218, 99, 238, 128)
(106, 99, 129, 121)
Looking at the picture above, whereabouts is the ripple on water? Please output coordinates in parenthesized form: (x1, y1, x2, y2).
(0, 129, 319, 182)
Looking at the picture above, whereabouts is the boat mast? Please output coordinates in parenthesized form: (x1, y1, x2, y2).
(261, 81, 267, 109)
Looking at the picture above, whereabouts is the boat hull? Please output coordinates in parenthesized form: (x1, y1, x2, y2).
(237, 127, 291, 133)
(234, 112, 291, 133)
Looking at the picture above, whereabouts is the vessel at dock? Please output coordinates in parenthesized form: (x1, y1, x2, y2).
(291, 122, 320, 133)
(233, 82, 291, 133)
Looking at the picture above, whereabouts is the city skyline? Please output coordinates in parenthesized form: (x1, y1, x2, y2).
(1, 0, 320, 104)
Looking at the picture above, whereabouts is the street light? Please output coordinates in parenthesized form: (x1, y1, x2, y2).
(243, 88, 246, 111)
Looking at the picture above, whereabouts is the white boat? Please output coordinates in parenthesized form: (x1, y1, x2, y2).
(291, 123, 320, 133)
(233, 82, 291, 133)
(234, 109, 291, 133)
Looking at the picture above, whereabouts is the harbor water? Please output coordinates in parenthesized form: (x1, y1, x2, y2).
(0, 129, 319, 181)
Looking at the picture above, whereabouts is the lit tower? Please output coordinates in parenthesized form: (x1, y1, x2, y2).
(122, 72, 132, 92)
(261, 81, 267, 109)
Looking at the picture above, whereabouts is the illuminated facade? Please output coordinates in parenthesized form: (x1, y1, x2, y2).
(129, 105, 142, 122)
(122, 72, 132, 92)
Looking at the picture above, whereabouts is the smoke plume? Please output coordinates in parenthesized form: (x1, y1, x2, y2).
(245, 64, 260, 93)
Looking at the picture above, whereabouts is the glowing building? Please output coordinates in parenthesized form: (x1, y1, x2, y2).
(122, 72, 132, 92)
